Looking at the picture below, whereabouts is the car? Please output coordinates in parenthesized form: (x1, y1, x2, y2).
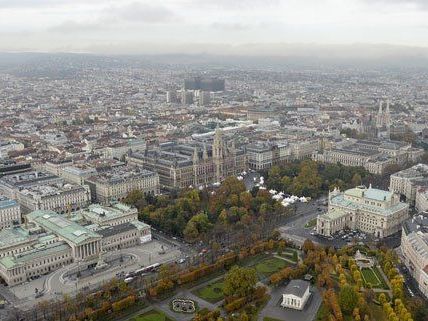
(178, 258, 186, 264)
(310, 231, 316, 235)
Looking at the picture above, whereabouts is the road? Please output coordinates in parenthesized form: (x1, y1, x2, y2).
(278, 199, 349, 248)
(9, 239, 182, 311)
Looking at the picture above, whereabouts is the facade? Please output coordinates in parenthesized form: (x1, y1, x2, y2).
(0, 205, 151, 286)
(246, 139, 319, 170)
(0, 196, 21, 229)
(102, 139, 146, 160)
(401, 212, 428, 298)
(0, 160, 31, 178)
(85, 166, 159, 204)
(99, 221, 151, 251)
(61, 165, 97, 185)
(313, 139, 423, 175)
(389, 164, 428, 206)
(316, 185, 409, 238)
(416, 188, 428, 213)
(0, 170, 90, 214)
(128, 128, 247, 190)
(17, 183, 90, 214)
(181, 91, 194, 105)
(375, 99, 392, 139)
(198, 91, 211, 106)
(281, 280, 311, 310)
(44, 160, 73, 176)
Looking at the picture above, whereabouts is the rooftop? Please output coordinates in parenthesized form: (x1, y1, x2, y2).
(0, 227, 32, 249)
(86, 166, 156, 184)
(283, 279, 310, 298)
(0, 195, 18, 209)
(79, 203, 136, 222)
(27, 210, 101, 246)
(345, 186, 392, 202)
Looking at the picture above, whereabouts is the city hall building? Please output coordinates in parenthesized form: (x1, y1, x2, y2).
(316, 185, 409, 238)
(127, 128, 247, 190)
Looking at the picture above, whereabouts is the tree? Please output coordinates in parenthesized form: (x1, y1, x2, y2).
(291, 160, 322, 197)
(223, 266, 257, 298)
(351, 173, 362, 187)
(302, 239, 315, 253)
(339, 284, 359, 315)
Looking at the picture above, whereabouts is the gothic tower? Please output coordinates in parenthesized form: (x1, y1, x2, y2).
(213, 126, 224, 182)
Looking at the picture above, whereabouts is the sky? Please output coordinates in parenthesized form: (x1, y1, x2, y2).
(0, 0, 428, 54)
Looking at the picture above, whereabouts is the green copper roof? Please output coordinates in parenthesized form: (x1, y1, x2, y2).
(27, 210, 101, 246)
(345, 187, 392, 202)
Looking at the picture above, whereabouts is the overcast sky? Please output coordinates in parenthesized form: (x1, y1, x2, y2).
(0, 0, 428, 54)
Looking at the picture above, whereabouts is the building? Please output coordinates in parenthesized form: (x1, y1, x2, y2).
(99, 221, 151, 251)
(0, 141, 24, 158)
(127, 128, 247, 190)
(0, 170, 90, 214)
(17, 182, 90, 214)
(246, 141, 292, 170)
(44, 159, 73, 176)
(84, 166, 159, 204)
(0, 196, 21, 229)
(181, 90, 194, 105)
(61, 165, 97, 185)
(247, 108, 276, 121)
(0, 206, 152, 286)
(401, 212, 428, 298)
(281, 280, 311, 310)
(184, 77, 225, 91)
(313, 139, 423, 175)
(166, 90, 179, 104)
(0, 160, 31, 178)
(246, 139, 317, 171)
(416, 187, 428, 213)
(198, 91, 211, 106)
(0, 171, 61, 199)
(389, 164, 428, 206)
(316, 185, 409, 238)
(78, 203, 138, 227)
(102, 139, 146, 160)
(375, 99, 392, 139)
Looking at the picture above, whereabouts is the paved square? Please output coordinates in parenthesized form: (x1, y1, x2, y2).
(258, 285, 322, 321)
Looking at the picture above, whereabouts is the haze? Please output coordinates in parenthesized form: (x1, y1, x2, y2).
(0, 0, 428, 55)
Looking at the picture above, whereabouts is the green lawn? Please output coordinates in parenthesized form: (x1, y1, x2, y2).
(370, 303, 388, 321)
(129, 310, 175, 321)
(193, 280, 225, 303)
(255, 257, 288, 276)
(280, 248, 298, 263)
(305, 218, 317, 228)
(361, 267, 388, 289)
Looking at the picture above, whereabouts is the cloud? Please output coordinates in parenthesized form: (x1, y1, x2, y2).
(103, 2, 177, 24)
(0, 0, 102, 9)
(46, 2, 178, 34)
(360, 0, 428, 9)
(47, 20, 107, 33)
